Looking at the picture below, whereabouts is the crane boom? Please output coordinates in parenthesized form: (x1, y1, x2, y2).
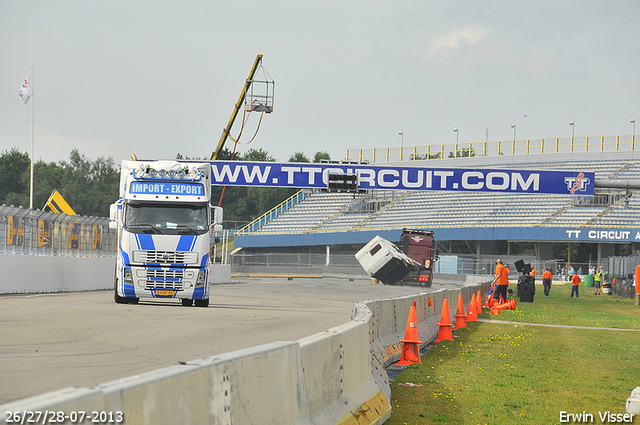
(211, 54, 263, 160)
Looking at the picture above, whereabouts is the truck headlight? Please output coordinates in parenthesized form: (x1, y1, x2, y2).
(124, 268, 133, 284)
(196, 270, 206, 287)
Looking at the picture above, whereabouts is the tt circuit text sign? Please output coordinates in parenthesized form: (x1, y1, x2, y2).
(565, 228, 640, 242)
(210, 161, 594, 196)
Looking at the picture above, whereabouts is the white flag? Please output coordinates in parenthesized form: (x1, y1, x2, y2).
(19, 72, 32, 104)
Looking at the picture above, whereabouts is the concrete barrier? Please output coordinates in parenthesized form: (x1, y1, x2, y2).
(0, 278, 488, 425)
(0, 256, 232, 294)
(0, 255, 114, 294)
(210, 264, 232, 284)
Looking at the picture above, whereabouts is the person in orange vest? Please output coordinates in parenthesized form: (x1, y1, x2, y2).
(529, 266, 537, 282)
(493, 259, 510, 301)
(542, 267, 553, 296)
(570, 271, 581, 298)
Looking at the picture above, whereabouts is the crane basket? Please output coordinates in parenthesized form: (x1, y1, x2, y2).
(245, 65, 275, 113)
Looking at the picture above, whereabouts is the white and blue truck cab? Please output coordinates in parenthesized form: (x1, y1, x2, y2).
(109, 160, 222, 307)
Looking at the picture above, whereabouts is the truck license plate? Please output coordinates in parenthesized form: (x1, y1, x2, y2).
(155, 289, 175, 296)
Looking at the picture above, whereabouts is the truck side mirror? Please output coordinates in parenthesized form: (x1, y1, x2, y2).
(211, 206, 223, 225)
(109, 203, 120, 229)
(109, 203, 118, 221)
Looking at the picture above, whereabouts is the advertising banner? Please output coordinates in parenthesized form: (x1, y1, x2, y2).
(7, 215, 24, 246)
(209, 161, 594, 196)
(92, 224, 103, 250)
(68, 222, 80, 249)
(38, 219, 52, 247)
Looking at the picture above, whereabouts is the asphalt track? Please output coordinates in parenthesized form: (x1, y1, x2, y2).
(1, 277, 432, 404)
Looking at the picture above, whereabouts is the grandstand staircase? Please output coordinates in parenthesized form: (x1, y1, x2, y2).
(347, 191, 411, 230)
(585, 197, 626, 226)
(308, 192, 369, 231)
(536, 201, 573, 227)
(311, 210, 346, 231)
(579, 161, 635, 226)
(309, 191, 412, 231)
(608, 162, 634, 179)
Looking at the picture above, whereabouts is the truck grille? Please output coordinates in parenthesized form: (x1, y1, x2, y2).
(144, 281, 184, 290)
(133, 250, 198, 264)
(144, 269, 185, 280)
(139, 269, 196, 290)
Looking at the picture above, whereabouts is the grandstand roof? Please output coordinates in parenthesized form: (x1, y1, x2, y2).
(234, 150, 640, 248)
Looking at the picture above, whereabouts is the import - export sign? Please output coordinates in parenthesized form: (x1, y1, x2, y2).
(209, 161, 594, 195)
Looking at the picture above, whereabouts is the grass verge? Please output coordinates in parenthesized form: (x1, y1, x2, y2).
(387, 283, 640, 424)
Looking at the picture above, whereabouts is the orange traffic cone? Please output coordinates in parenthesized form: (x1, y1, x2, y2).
(491, 300, 516, 315)
(397, 301, 423, 365)
(484, 295, 491, 308)
(476, 290, 482, 313)
(454, 293, 467, 330)
(435, 298, 454, 342)
(428, 297, 432, 307)
(466, 293, 477, 322)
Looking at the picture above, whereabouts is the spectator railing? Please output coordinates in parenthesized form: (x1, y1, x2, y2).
(346, 134, 638, 163)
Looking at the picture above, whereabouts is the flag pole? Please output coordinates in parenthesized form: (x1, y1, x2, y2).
(29, 66, 34, 210)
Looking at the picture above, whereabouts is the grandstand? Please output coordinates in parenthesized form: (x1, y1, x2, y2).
(234, 139, 640, 268)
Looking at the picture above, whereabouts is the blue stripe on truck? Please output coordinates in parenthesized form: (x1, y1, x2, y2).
(176, 235, 196, 252)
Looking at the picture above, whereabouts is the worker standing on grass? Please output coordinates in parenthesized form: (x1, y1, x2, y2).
(594, 267, 603, 295)
(493, 259, 510, 301)
(570, 271, 581, 298)
(530, 266, 537, 283)
(542, 267, 553, 296)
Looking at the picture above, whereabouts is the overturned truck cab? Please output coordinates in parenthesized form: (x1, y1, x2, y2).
(356, 229, 436, 287)
(109, 160, 222, 307)
(398, 228, 436, 286)
(355, 236, 420, 285)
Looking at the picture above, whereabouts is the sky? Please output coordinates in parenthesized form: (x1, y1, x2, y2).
(1, 1, 639, 166)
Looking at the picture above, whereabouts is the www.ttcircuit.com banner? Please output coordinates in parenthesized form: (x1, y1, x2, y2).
(209, 161, 594, 196)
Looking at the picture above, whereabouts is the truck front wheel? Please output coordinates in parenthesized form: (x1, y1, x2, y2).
(114, 288, 129, 304)
(195, 299, 209, 308)
(114, 278, 129, 304)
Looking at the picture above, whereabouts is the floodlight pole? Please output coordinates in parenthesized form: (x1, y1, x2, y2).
(29, 66, 34, 210)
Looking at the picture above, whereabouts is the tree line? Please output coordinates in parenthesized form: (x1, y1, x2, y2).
(0, 147, 331, 224)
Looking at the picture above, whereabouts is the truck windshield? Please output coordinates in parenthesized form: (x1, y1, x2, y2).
(124, 203, 208, 235)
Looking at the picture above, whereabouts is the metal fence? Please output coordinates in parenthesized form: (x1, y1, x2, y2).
(0, 205, 115, 257)
(231, 252, 498, 276)
(231, 252, 362, 269)
(229, 251, 636, 280)
(607, 253, 640, 281)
